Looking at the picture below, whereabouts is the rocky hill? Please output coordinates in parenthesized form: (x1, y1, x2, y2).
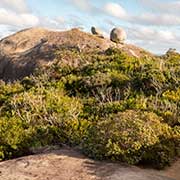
(0, 27, 179, 180)
(0, 27, 151, 81)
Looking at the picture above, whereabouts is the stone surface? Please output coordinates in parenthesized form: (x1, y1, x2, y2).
(0, 147, 178, 180)
(91, 27, 104, 38)
(0, 27, 152, 81)
(110, 28, 127, 44)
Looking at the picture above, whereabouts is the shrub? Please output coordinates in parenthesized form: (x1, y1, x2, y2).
(82, 110, 178, 168)
(0, 47, 179, 169)
(0, 117, 31, 160)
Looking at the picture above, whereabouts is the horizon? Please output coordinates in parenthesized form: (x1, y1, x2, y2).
(0, 0, 180, 54)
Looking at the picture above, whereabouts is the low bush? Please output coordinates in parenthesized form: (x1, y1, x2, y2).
(0, 48, 179, 169)
(0, 117, 31, 160)
(82, 110, 179, 168)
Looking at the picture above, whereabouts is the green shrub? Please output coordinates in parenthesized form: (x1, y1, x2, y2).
(0, 117, 31, 160)
(82, 110, 178, 168)
(0, 47, 179, 169)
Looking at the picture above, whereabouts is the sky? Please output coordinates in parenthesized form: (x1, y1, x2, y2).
(0, 0, 180, 54)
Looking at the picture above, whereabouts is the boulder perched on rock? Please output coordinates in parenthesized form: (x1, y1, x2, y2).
(110, 28, 127, 44)
(167, 48, 176, 54)
(91, 27, 104, 38)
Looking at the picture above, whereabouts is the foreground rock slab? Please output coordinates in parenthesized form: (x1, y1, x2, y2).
(0, 147, 178, 180)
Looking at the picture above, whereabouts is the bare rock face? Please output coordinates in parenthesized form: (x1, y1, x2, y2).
(0, 27, 151, 81)
(0, 28, 112, 81)
(110, 28, 127, 44)
(91, 27, 104, 38)
(0, 147, 178, 180)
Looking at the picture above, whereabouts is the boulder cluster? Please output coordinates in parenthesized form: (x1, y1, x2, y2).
(91, 26, 127, 44)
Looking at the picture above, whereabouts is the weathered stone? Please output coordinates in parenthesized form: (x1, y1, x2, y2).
(0, 147, 178, 180)
(91, 27, 104, 38)
(167, 48, 176, 54)
(110, 27, 127, 44)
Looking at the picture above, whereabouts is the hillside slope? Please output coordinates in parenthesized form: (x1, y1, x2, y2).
(0, 27, 151, 81)
(0, 27, 179, 178)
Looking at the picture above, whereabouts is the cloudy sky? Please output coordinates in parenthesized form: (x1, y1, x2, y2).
(0, 0, 180, 54)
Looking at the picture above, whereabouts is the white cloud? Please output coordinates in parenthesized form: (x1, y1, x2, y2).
(70, 0, 93, 12)
(103, 2, 180, 26)
(0, 25, 18, 39)
(0, 0, 66, 31)
(127, 26, 180, 54)
(104, 2, 127, 19)
(131, 13, 180, 26)
(55, 17, 65, 24)
(158, 30, 176, 41)
(0, 8, 39, 27)
(0, 0, 29, 13)
(0, 0, 66, 40)
(128, 27, 176, 42)
(38, 16, 66, 30)
(0, 0, 38, 28)
(140, 0, 180, 15)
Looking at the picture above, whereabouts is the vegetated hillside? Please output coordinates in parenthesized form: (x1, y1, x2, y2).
(0, 28, 179, 170)
(0, 27, 151, 81)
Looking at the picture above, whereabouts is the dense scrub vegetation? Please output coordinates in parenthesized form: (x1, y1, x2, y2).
(0, 48, 179, 169)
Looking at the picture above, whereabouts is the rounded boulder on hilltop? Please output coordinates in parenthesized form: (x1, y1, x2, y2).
(110, 28, 127, 44)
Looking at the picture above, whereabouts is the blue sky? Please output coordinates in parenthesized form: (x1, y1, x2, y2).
(0, 0, 180, 54)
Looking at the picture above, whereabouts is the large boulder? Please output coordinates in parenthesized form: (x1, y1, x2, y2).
(91, 27, 104, 38)
(110, 28, 127, 44)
